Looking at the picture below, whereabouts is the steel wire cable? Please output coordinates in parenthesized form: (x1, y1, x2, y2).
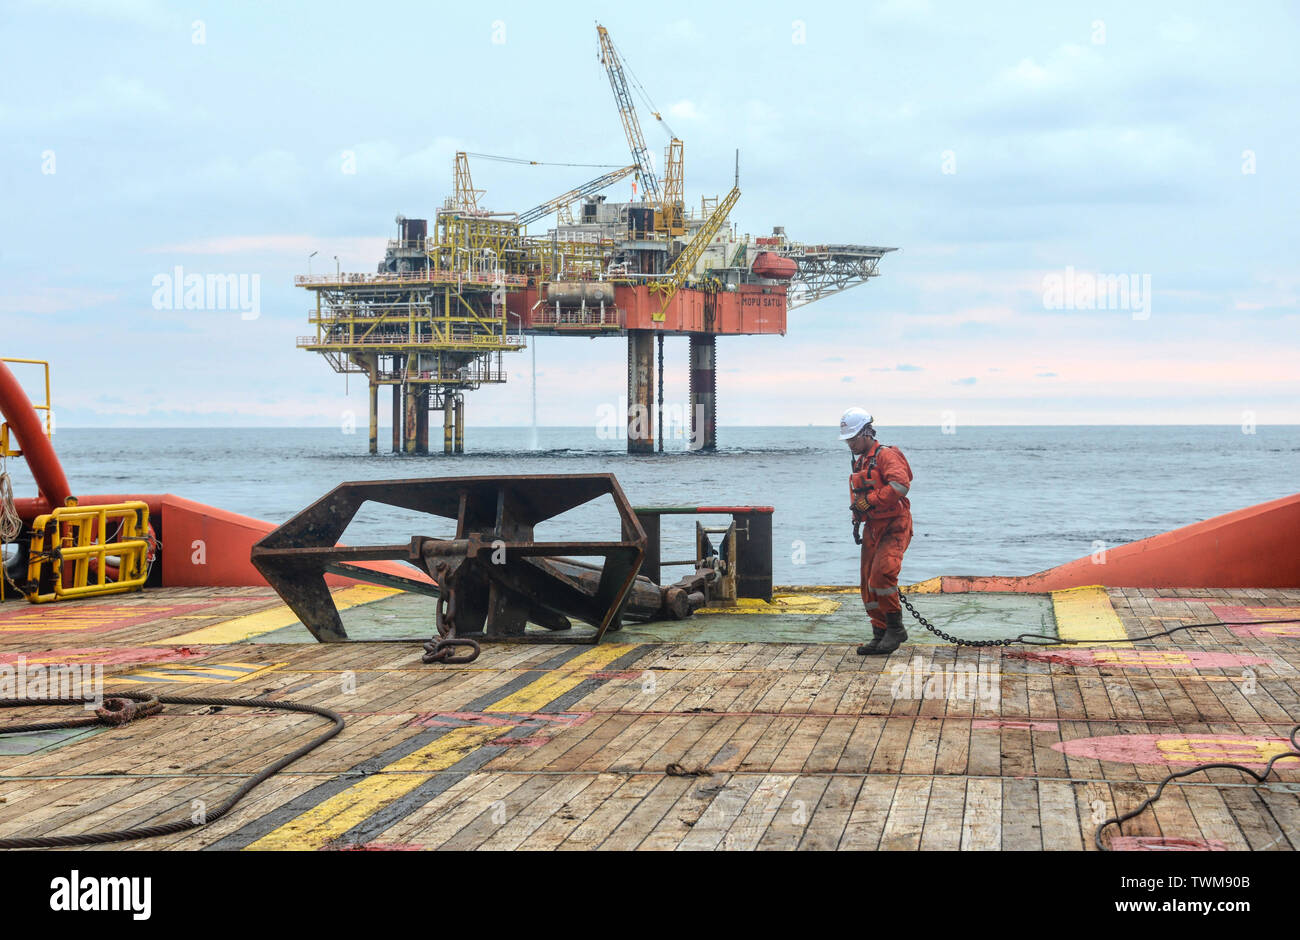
(464, 151, 624, 169)
(900, 592, 1300, 647)
(0, 691, 344, 849)
(898, 593, 1300, 852)
(1094, 723, 1300, 851)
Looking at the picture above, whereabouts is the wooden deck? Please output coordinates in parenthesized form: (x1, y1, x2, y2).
(0, 584, 1297, 851)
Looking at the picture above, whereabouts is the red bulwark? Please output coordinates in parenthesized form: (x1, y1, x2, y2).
(158, 495, 434, 589)
(932, 491, 1300, 592)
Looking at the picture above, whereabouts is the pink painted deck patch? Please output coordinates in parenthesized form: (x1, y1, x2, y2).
(1209, 605, 1300, 639)
(407, 711, 592, 729)
(1055, 733, 1297, 769)
(1009, 648, 1271, 669)
(0, 646, 204, 667)
(1109, 836, 1228, 851)
(0, 601, 228, 635)
(972, 719, 1059, 731)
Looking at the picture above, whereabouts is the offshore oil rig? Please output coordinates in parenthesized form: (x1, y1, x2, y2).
(297, 25, 896, 454)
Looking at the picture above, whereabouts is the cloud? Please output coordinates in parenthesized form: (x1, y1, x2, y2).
(1, 73, 171, 125)
(668, 100, 701, 121)
(0, 288, 122, 315)
(663, 18, 699, 42)
(1036, 372, 1058, 378)
(149, 235, 388, 266)
(954, 377, 977, 386)
(20, 0, 169, 27)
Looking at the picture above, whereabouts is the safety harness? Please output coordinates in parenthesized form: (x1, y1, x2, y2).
(850, 445, 890, 545)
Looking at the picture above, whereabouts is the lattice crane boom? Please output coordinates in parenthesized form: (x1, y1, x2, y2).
(452, 152, 485, 213)
(516, 165, 637, 226)
(597, 25, 661, 204)
(651, 184, 741, 318)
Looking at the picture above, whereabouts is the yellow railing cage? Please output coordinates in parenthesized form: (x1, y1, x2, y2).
(25, 501, 151, 603)
(0, 358, 52, 456)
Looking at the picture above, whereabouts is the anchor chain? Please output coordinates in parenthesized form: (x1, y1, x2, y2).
(899, 592, 1018, 648)
(423, 560, 481, 664)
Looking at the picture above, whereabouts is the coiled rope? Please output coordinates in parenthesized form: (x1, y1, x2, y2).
(0, 470, 25, 598)
(0, 690, 344, 849)
(0, 471, 21, 544)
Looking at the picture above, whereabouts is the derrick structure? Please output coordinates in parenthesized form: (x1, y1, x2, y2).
(297, 25, 897, 455)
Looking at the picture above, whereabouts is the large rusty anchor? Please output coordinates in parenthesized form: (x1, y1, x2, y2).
(250, 474, 651, 662)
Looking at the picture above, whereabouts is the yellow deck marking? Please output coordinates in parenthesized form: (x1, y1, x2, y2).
(0, 617, 122, 633)
(483, 643, 634, 713)
(1156, 736, 1293, 764)
(773, 582, 935, 595)
(158, 585, 398, 645)
(902, 577, 943, 594)
(114, 662, 287, 684)
(0, 605, 191, 633)
(774, 585, 860, 594)
(1052, 585, 1130, 647)
(244, 725, 509, 851)
(697, 594, 840, 616)
(246, 641, 639, 849)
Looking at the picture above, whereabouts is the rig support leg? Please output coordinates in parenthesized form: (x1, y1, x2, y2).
(454, 395, 465, 454)
(392, 382, 401, 453)
(689, 333, 717, 452)
(443, 397, 454, 455)
(368, 381, 378, 455)
(416, 387, 429, 455)
(404, 384, 419, 455)
(627, 329, 656, 454)
(657, 333, 664, 452)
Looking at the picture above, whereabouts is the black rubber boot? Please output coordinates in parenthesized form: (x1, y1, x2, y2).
(863, 611, 908, 655)
(856, 626, 886, 656)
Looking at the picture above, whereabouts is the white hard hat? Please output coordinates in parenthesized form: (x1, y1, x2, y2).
(839, 407, 873, 440)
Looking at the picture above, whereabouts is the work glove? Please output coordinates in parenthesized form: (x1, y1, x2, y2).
(850, 472, 874, 513)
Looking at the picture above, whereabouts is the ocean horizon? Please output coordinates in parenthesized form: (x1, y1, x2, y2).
(7, 425, 1297, 586)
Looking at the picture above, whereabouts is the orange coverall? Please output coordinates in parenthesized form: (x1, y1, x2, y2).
(851, 441, 914, 629)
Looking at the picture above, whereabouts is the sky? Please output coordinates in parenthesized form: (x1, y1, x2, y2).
(2, 0, 1298, 428)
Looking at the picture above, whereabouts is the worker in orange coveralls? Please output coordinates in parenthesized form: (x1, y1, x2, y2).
(840, 408, 914, 655)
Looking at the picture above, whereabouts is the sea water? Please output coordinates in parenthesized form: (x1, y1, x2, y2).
(9, 425, 1297, 586)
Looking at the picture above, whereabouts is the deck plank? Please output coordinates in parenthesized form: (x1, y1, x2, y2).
(3, 583, 1297, 852)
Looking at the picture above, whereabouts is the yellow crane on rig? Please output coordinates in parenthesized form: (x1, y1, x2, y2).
(651, 154, 741, 318)
(596, 24, 686, 236)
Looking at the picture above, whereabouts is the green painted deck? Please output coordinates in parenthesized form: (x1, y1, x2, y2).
(252, 589, 1057, 646)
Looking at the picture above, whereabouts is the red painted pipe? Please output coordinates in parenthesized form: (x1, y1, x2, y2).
(0, 359, 71, 519)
